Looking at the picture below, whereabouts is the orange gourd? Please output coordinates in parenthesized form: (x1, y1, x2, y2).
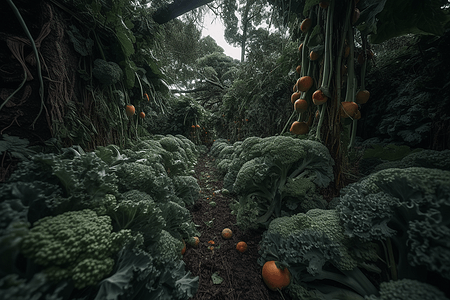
(296, 76, 313, 92)
(221, 228, 233, 239)
(355, 90, 370, 104)
(300, 18, 312, 33)
(236, 241, 248, 253)
(125, 104, 135, 117)
(340, 102, 359, 118)
(291, 92, 301, 104)
(290, 121, 309, 135)
(262, 261, 291, 291)
(294, 99, 308, 113)
(310, 51, 320, 61)
(312, 89, 328, 105)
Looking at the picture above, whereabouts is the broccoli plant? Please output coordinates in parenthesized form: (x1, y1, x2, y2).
(259, 209, 380, 299)
(336, 167, 450, 287)
(223, 135, 333, 229)
(95, 243, 198, 300)
(20, 209, 134, 289)
(365, 279, 448, 300)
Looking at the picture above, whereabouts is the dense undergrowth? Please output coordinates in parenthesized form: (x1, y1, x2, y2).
(0, 134, 201, 299)
(210, 136, 450, 300)
(1, 0, 450, 299)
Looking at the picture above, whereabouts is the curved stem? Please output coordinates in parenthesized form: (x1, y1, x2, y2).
(7, 0, 46, 129)
(360, 34, 368, 91)
(336, 0, 353, 103)
(345, 24, 356, 102)
(315, 102, 327, 141)
(323, 0, 334, 90)
(281, 110, 297, 134)
(0, 67, 27, 112)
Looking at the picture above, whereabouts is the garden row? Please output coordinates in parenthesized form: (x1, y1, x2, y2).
(0, 134, 201, 299)
(209, 135, 450, 299)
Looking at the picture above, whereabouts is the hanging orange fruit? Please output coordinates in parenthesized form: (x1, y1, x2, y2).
(125, 104, 135, 117)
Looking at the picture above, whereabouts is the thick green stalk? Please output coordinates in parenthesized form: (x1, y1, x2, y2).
(281, 110, 297, 134)
(360, 34, 368, 90)
(315, 0, 334, 142)
(335, 0, 353, 103)
(344, 26, 356, 102)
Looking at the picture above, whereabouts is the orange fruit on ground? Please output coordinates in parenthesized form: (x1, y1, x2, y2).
(290, 121, 309, 135)
(221, 228, 233, 239)
(236, 241, 248, 253)
(296, 76, 313, 92)
(262, 261, 291, 291)
(189, 236, 200, 247)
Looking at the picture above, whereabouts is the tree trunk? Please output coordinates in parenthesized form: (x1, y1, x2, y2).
(152, 0, 214, 24)
(240, 0, 252, 62)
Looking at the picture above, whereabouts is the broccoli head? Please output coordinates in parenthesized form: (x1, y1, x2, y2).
(337, 167, 450, 280)
(172, 176, 200, 206)
(225, 135, 333, 229)
(20, 209, 133, 289)
(92, 59, 123, 85)
(260, 209, 380, 298)
(365, 279, 448, 300)
(154, 230, 184, 264)
(109, 190, 165, 245)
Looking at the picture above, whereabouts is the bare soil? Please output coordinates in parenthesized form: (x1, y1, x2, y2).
(183, 153, 290, 300)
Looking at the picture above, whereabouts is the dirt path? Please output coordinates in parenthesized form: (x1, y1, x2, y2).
(183, 153, 289, 300)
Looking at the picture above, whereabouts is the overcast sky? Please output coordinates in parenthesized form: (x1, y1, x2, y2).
(201, 10, 241, 60)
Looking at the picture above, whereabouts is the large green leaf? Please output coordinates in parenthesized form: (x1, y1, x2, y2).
(370, 0, 450, 44)
(356, 0, 388, 36)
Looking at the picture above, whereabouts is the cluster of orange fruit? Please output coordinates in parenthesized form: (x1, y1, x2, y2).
(180, 228, 248, 255)
(125, 104, 145, 119)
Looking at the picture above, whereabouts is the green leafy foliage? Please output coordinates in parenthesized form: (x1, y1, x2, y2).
(259, 209, 380, 298)
(95, 243, 198, 300)
(336, 167, 450, 282)
(0, 134, 200, 299)
(109, 190, 165, 246)
(371, 0, 450, 44)
(92, 59, 123, 85)
(374, 149, 450, 172)
(365, 279, 448, 300)
(0, 135, 36, 161)
(0, 272, 69, 300)
(20, 209, 132, 289)
(211, 136, 333, 229)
